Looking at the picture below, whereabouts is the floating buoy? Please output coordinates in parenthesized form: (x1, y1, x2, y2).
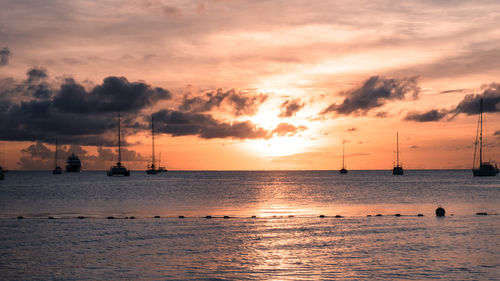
(395, 213, 401, 217)
(435, 207, 445, 217)
(17, 216, 24, 219)
(375, 214, 382, 217)
(224, 216, 230, 219)
(205, 215, 212, 219)
(107, 216, 115, 219)
(77, 216, 85, 219)
(130, 216, 135, 219)
(48, 216, 54, 219)
(178, 216, 185, 218)
(288, 215, 294, 218)
(154, 215, 160, 218)
(319, 215, 325, 218)
(417, 214, 424, 217)
(367, 215, 372, 217)
(335, 215, 342, 218)
(476, 212, 488, 216)
(251, 215, 257, 218)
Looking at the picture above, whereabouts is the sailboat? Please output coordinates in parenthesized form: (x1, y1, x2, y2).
(0, 165, 4, 180)
(472, 99, 497, 177)
(339, 137, 347, 174)
(107, 111, 130, 176)
(392, 132, 404, 175)
(52, 138, 63, 174)
(146, 115, 158, 174)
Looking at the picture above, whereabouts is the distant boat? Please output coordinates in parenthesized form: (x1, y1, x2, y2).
(146, 115, 158, 175)
(472, 98, 497, 177)
(53, 138, 63, 174)
(0, 166, 4, 180)
(340, 137, 347, 174)
(65, 153, 81, 172)
(107, 111, 130, 177)
(392, 132, 404, 175)
(157, 152, 167, 173)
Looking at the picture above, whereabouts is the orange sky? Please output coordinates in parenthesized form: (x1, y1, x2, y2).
(0, 0, 499, 170)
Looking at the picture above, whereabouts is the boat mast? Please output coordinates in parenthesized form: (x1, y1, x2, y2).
(151, 115, 155, 168)
(118, 111, 122, 165)
(396, 132, 399, 166)
(342, 137, 345, 169)
(479, 99, 483, 165)
(54, 138, 58, 168)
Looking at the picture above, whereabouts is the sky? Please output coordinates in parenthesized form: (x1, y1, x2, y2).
(1, 0, 500, 170)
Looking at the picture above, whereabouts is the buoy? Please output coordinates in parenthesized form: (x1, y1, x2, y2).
(417, 214, 424, 217)
(178, 215, 185, 218)
(366, 215, 372, 217)
(288, 215, 294, 218)
(395, 213, 401, 217)
(251, 215, 257, 218)
(375, 214, 382, 217)
(17, 216, 24, 219)
(130, 216, 135, 219)
(435, 207, 445, 217)
(48, 216, 54, 219)
(224, 216, 230, 219)
(335, 215, 342, 218)
(154, 215, 160, 218)
(205, 215, 212, 219)
(476, 212, 488, 216)
(107, 216, 115, 219)
(319, 215, 325, 218)
(77, 216, 85, 219)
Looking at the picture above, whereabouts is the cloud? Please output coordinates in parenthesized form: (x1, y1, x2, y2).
(179, 89, 267, 116)
(54, 76, 172, 114)
(451, 83, 500, 115)
(374, 111, 388, 118)
(0, 69, 171, 145)
(279, 98, 304, 117)
(321, 76, 420, 116)
(410, 145, 419, 149)
(152, 109, 270, 139)
(494, 130, 500, 136)
(272, 123, 307, 137)
(404, 109, 448, 122)
(345, 127, 357, 132)
(0, 47, 10, 66)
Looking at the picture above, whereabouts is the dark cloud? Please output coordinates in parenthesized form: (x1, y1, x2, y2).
(451, 83, 500, 115)
(54, 76, 172, 113)
(179, 89, 267, 116)
(494, 130, 500, 136)
(374, 111, 388, 118)
(279, 98, 304, 118)
(345, 127, 357, 132)
(404, 109, 448, 122)
(321, 76, 420, 116)
(1, 70, 171, 145)
(152, 109, 270, 139)
(0, 47, 10, 66)
(272, 123, 307, 137)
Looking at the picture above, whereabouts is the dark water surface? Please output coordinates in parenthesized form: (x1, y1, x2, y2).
(0, 170, 499, 280)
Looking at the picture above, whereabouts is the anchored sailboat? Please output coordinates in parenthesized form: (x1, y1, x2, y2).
(146, 115, 158, 174)
(107, 111, 130, 176)
(392, 132, 404, 175)
(158, 152, 167, 173)
(340, 137, 347, 174)
(52, 138, 63, 174)
(472, 99, 497, 177)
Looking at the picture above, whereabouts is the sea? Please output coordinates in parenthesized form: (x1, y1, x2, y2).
(0, 170, 499, 280)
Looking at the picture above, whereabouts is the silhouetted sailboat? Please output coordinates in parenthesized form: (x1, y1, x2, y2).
(392, 132, 403, 175)
(472, 99, 497, 177)
(340, 137, 347, 174)
(52, 138, 63, 174)
(0, 165, 4, 180)
(158, 152, 167, 173)
(107, 111, 130, 176)
(146, 115, 158, 174)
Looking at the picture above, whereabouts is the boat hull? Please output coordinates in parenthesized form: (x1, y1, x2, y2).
(107, 164, 130, 176)
(53, 167, 63, 174)
(392, 166, 404, 175)
(339, 168, 348, 174)
(472, 164, 497, 177)
(65, 165, 81, 172)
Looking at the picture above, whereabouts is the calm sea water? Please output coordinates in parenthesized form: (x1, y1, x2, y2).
(0, 170, 499, 280)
